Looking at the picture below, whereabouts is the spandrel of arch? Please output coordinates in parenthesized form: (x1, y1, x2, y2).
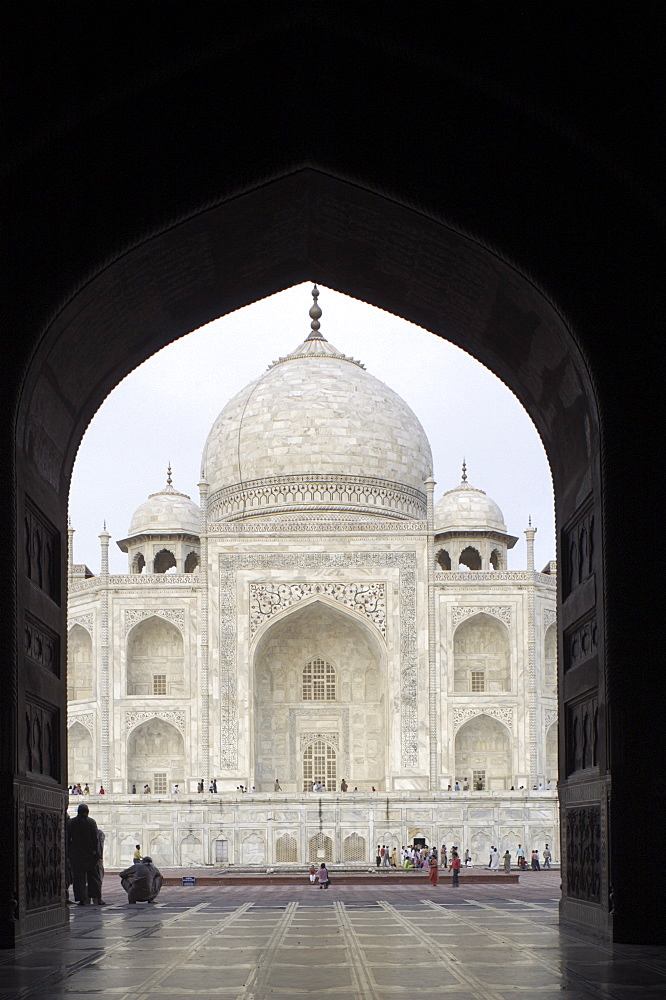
(455, 714, 512, 791)
(67, 624, 93, 701)
(67, 722, 92, 785)
(126, 717, 185, 790)
(153, 549, 176, 574)
(126, 616, 184, 697)
(184, 551, 199, 573)
(459, 546, 482, 571)
(302, 658, 336, 701)
(437, 548, 451, 571)
(453, 613, 510, 693)
(131, 552, 145, 574)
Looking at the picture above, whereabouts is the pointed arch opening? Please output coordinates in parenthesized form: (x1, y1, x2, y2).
(453, 613, 510, 692)
(252, 598, 386, 792)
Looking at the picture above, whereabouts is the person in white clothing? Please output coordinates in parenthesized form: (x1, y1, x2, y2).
(488, 846, 500, 870)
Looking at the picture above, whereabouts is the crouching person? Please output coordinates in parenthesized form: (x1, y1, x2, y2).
(119, 856, 163, 904)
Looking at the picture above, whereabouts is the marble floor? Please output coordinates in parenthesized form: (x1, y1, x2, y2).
(2, 874, 664, 999)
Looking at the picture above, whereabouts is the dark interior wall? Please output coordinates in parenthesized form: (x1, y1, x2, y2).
(2, 8, 663, 946)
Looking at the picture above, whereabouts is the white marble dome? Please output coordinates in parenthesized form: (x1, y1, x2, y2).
(201, 301, 433, 522)
(127, 482, 201, 538)
(435, 475, 507, 533)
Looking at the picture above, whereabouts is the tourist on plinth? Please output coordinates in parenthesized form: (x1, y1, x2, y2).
(503, 850, 511, 873)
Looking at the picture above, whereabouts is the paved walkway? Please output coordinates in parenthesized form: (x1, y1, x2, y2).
(2, 873, 664, 999)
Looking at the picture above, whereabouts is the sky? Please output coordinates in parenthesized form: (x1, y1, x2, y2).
(69, 283, 555, 575)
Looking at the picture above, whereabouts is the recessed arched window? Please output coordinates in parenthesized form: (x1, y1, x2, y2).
(184, 551, 199, 573)
(153, 549, 176, 574)
(459, 546, 482, 571)
(131, 552, 145, 574)
(437, 548, 451, 570)
(302, 658, 336, 701)
(303, 740, 337, 792)
(490, 548, 504, 570)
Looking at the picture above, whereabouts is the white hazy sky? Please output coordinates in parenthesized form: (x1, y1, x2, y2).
(69, 283, 555, 575)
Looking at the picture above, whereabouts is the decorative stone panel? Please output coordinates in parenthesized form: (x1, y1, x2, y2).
(250, 582, 386, 636)
(562, 500, 595, 599)
(124, 608, 185, 634)
(24, 614, 60, 675)
(451, 605, 512, 626)
(452, 707, 514, 731)
(543, 608, 557, 630)
(24, 498, 60, 603)
(25, 699, 59, 779)
(124, 710, 186, 736)
(565, 805, 601, 903)
(564, 614, 598, 672)
(544, 709, 558, 731)
(565, 693, 599, 775)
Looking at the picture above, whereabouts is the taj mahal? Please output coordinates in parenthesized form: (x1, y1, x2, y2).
(66, 288, 558, 868)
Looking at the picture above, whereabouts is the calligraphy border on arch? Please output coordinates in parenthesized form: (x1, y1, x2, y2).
(219, 551, 418, 770)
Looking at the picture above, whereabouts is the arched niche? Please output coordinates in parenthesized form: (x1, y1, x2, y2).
(453, 613, 510, 692)
(67, 624, 93, 701)
(455, 714, 512, 790)
(544, 623, 557, 695)
(126, 718, 185, 792)
(67, 722, 92, 785)
(126, 616, 184, 696)
(252, 598, 386, 791)
(546, 721, 558, 784)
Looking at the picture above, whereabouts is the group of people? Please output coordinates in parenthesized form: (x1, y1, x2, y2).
(486, 843, 553, 871)
(309, 864, 331, 888)
(67, 802, 163, 906)
(68, 783, 104, 795)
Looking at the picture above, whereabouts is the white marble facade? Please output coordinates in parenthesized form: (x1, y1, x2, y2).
(67, 289, 558, 863)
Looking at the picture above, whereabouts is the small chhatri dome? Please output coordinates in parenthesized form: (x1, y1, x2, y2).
(434, 462, 507, 533)
(201, 286, 433, 522)
(121, 468, 201, 541)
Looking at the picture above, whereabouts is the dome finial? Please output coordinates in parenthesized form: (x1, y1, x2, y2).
(461, 458, 467, 482)
(167, 463, 172, 487)
(306, 284, 325, 341)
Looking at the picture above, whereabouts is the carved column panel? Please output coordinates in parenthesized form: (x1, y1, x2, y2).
(3, 488, 69, 947)
(558, 496, 610, 937)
